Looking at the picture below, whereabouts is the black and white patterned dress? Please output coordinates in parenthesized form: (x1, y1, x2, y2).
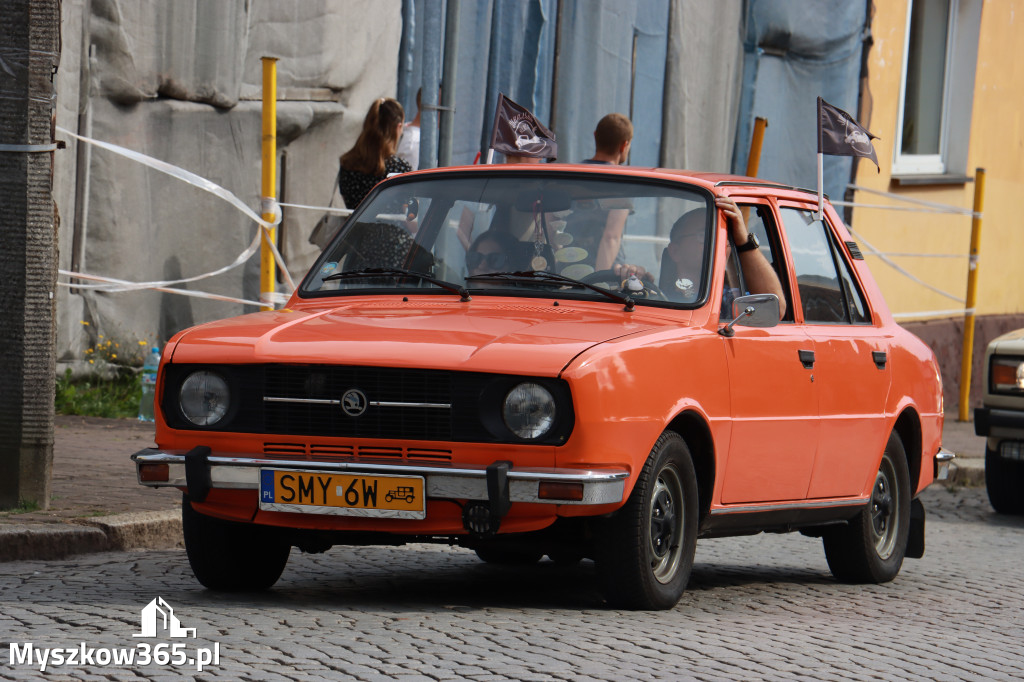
(338, 155, 412, 209)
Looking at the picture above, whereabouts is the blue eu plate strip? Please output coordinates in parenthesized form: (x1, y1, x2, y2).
(260, 470, 275, 503)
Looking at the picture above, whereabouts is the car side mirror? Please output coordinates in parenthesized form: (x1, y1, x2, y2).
(718, 294, 780, 337)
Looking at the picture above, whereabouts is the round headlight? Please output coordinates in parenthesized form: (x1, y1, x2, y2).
(503, 382, 556, 439)
(179, 371, 230, 426)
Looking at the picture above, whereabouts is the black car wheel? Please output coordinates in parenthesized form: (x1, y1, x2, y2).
(182, 495, 290, 591)
(985, 443, 1024, 515)
(823, 432, 910, 583)
(596, 431, 698, 610)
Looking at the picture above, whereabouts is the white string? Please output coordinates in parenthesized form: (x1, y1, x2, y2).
(892, 308, 973, 320)
(848, 228, 965, 304)
(56, 126, 297, 301)
(870, 252, 967, 259)
(259, 223, 297, 292)
(59, 271, 265, 307)
(832, 200, 971, 216)
(61, 233, 261, 291)
(57, 126, 280, 229)
(279, 201, 353, 216)
(846, 183, 980, 217)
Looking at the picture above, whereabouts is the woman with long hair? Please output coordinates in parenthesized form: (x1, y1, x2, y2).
(338, 97, 411, 208)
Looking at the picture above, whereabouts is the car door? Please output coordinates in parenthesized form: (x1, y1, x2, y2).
(778, 205, 892, 500)
(720, 201, 820, 505)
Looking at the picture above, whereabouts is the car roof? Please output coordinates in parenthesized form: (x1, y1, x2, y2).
(400, 163, 824, 201)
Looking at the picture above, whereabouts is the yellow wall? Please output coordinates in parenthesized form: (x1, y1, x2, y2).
(853, 0, 1024, 321)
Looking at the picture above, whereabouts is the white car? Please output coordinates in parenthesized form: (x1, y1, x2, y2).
(974, 329, 1024, 514)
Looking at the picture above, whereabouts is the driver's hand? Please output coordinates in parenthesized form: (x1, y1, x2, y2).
(613, 263, 651, 281)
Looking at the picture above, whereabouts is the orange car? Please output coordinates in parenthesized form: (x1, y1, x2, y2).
(133, 165, 953, 609)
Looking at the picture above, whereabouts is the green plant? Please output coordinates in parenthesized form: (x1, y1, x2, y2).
(56, 367, 141, 418)
(0, 499, 41, 515)
(56, 324, 156, 418)
(80, 325, 152, 377)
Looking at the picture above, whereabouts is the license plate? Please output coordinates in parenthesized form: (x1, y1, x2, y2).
(259, 469, 426, 519)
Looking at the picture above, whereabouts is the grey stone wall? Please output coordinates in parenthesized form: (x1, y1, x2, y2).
(54, 0, 402, 368)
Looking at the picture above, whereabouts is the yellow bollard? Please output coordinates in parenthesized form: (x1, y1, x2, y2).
(958, 168, 986, 422)
(740, 118, 768, 224)
(745, 117, 768, 177)
(259, 57, 278, 311)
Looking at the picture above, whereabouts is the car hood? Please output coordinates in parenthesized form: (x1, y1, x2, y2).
(991, 327, 1024, 354)
(169, 298, 690, 376)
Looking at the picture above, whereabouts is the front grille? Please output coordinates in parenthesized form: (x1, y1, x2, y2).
(260, 365, 453, 440)
(263, 442, 452, 462)
(162, 364, 571, 445)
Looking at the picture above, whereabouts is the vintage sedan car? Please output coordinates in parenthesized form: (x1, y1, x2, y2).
(974, 329, 1024, 514)
(133, 164, 953, 609)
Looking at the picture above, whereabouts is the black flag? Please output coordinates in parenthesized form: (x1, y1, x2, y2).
(817, 96, 879, 169)
(488, 93, 557, 160)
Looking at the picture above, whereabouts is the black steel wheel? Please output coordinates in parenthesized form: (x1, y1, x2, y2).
(182, 495, 290, 591)
(596, 431, 698, 610)
(985, 443, 1024, 515)
(823, 432, 911, 583)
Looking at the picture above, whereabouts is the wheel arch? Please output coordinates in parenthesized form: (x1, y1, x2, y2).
(666, 410, 715, 523)
(893, 407, 922, 490)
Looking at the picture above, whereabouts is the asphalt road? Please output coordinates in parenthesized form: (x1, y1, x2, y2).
(1, 486, 1021, 681)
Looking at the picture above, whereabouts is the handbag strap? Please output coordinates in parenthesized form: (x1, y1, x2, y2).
(327, 169, 341, 208)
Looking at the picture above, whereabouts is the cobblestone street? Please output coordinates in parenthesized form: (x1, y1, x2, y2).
(2, 486, 1022, 681)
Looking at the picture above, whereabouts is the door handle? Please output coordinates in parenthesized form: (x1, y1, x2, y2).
(872, 351, 887, 369)
(798, 349, 815, 369)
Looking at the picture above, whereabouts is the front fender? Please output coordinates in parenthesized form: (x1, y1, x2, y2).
(556, 329, 729, 500)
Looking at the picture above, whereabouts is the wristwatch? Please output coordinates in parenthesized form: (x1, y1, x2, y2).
(736, 232, 760, 253)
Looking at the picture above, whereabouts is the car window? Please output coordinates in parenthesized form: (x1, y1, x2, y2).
(831, 235, 871, 324)
(729, 203, 794, 322)
(302, 173, 714, 308)
(780, 207, 868, 325)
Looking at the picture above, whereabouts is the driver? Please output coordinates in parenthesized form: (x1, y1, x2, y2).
(660, 196, 787, 316)
(466, 229, 524, 276)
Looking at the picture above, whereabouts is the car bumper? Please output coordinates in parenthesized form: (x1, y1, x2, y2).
(974, 407, 1024, 439)
(131, 447, 629, 506)
(935, 447, 955, 481)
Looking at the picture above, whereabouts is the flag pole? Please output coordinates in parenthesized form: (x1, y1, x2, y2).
(817, 152, 824, 220)
(815, 96, 823, 220)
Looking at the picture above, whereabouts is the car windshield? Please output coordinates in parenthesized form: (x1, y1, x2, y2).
(301, 171, 714, 307)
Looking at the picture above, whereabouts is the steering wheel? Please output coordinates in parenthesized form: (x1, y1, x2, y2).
(580, 269, 667, 300)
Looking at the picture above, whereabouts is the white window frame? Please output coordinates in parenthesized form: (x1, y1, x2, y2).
(892, 0, 982, 180)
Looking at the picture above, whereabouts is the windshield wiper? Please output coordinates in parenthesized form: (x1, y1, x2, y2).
(324, 268, 470, 302)
(466, 270, 635, 311)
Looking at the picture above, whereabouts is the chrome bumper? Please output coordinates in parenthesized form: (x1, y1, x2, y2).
(935, 447, 955, 481)
(131, 448, 628, 506)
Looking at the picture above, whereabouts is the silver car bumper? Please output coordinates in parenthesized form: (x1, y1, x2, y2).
(935, 447, 955, 481)
(131, 448, 628, 506)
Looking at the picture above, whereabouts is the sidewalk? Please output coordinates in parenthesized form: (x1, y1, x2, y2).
(0, 413, 989, 562)
(0, 416, 179, 562)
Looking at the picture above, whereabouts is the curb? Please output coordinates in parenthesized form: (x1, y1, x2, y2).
(0, 510, 181, 563)
(944, 457, 985, 489)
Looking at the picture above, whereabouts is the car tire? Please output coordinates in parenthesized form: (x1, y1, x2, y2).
(823, 432, 910, 584)
(596, 431, 698, 610)
(474, 546, 544, 565)
(985, 444, 1024, 515)
(181, 495, 290, 591)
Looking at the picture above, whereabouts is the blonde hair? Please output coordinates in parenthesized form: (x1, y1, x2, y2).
(340, 97, 405, 176)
